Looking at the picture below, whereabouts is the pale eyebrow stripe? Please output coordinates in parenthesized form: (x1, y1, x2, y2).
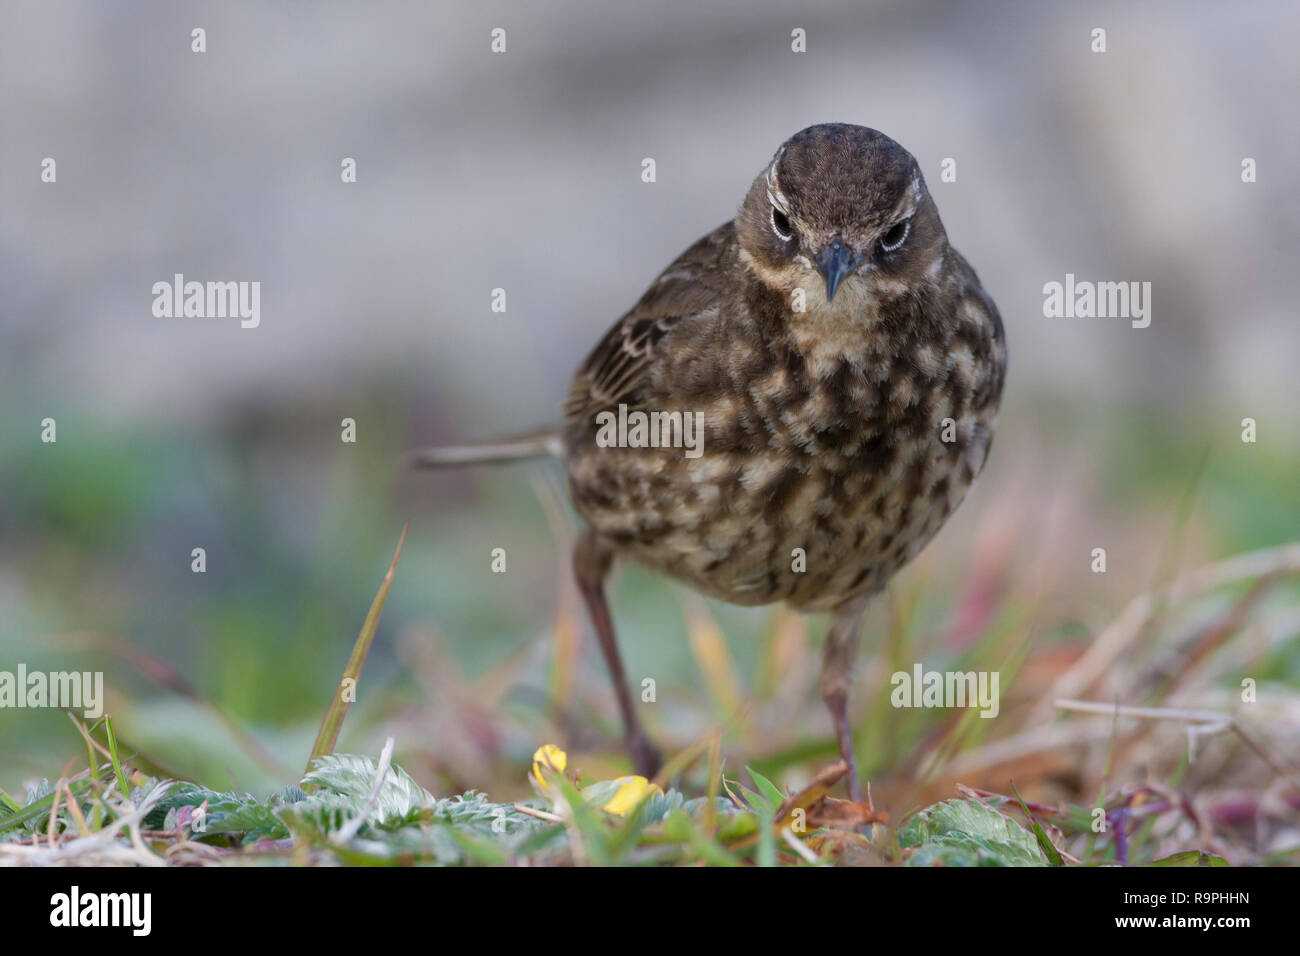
(766, 146, 790, 211)
(889, 172, 922, 222)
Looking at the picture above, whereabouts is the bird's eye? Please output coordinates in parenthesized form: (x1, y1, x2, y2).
(770, 206, 794, 241)
(879, 218, 910, 253)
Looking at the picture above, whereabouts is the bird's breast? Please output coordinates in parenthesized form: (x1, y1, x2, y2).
(566, 283, 1004, 611)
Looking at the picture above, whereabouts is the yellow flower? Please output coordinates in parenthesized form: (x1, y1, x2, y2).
(530, 744, 567, 790)
(602, 775, 663, 816)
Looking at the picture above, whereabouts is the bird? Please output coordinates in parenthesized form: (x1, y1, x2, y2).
(411, 123, 1007, 801)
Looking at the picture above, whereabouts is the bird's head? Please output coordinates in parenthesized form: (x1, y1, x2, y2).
(737, 124, 949, 314)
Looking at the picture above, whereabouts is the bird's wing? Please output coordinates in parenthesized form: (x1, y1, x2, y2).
(564, 222, 735, 425)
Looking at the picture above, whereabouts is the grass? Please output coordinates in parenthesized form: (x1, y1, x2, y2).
(3, 518, 1297, 866)
(3, 396, 1298, 865)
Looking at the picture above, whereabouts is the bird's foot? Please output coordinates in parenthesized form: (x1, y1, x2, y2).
(845, 764, 864, 805)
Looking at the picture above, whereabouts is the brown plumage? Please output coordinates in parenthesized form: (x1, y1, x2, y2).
(413, 124, 1007, 798)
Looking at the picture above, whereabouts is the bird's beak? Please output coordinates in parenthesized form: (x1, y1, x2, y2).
(812, 236, 861, 302)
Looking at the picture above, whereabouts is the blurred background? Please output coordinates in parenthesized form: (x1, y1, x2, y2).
(2, 1, 1297, 860)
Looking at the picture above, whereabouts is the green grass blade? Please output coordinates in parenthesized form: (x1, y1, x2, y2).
(104, 715, 131, 797)
(0, 777, 96, 835)
(745, 765, 784, 811)
(306, 524, 408, 775)
(1011, 781, 1063, 866)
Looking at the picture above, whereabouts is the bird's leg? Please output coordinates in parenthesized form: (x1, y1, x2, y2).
(820, 597, 870, 803)
(573, 531, 662, 778)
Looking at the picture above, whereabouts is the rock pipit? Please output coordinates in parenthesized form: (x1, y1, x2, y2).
(413, 124, 1007, 800)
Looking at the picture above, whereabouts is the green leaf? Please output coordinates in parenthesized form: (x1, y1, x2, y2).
(301, 752, 434, 829)
(658, 808, 741, 866)
(444, 826, 510, 865)
(745, 766, 784, 812)
(428, 790, 539, 831)
(153, 784, 299, 841)
(716, 811, 759, 842)
(1150, 850, 1230, 867)
(681, 795, 740, 819)
(640, 788, 687, 823)
(899, 799, 1050, 867)
(577, 779, 624, 808)
(546, 769, 612, 866)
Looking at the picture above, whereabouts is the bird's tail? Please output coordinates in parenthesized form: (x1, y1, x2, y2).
(406, 427, 564, 468)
